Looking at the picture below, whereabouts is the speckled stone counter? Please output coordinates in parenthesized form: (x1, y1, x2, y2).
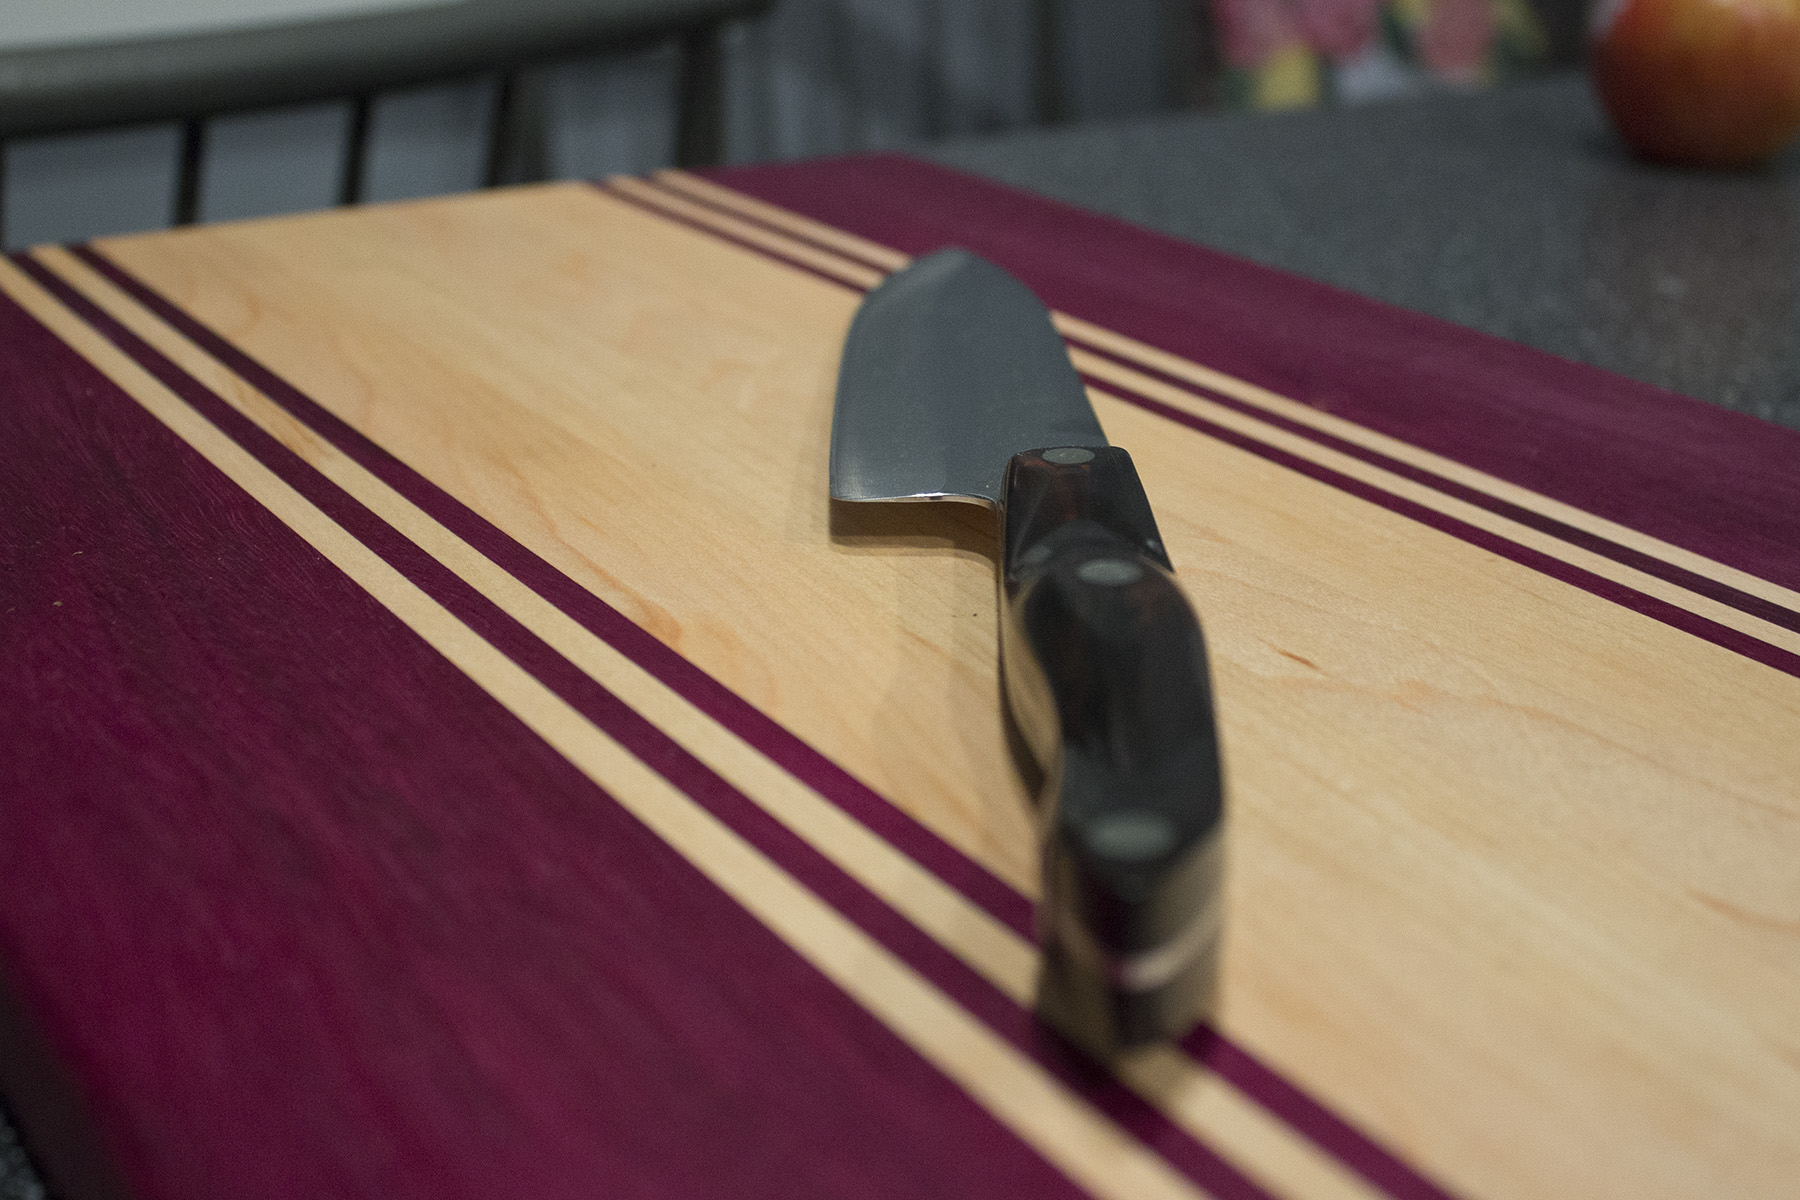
(928, 73, 1800, 431)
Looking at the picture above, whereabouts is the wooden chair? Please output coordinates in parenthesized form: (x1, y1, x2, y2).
(0, 0, 769, 245)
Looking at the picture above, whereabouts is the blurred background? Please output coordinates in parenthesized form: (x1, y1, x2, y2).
(0, 0, 1585, 252)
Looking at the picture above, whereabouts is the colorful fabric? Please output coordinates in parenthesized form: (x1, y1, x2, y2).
(1213, 0, 1550, 107)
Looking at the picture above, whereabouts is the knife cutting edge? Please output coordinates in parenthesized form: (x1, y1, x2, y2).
(830, 248, 1226, 1055)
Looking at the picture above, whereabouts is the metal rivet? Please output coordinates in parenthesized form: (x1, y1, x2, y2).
(1042, 447, 1095, 464)
(1076, 558, 1142, 586)
(1086, 810, 1177, 862)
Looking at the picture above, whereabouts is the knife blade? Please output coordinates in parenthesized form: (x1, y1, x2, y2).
(831, 248, 1226, 1055)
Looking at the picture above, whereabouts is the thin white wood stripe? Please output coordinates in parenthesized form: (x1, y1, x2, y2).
(607, 177, 886, 291)
(1053, 313, 1800, 618)
(0, 254, 1219, 1200)
(29, 246, 1388, 1200)
(1070, 351, 1800, 660)
(655, 170, 1800, 619)
(655, 168, 912, 272)
(610, 179, 1800, 660)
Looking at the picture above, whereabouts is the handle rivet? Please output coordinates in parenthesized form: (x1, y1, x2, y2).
(1076, 558, 1143, 586)
(1042, 447, 1095, 464)
(1086, 810, 1177, 862)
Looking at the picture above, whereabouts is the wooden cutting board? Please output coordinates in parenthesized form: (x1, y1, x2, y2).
(2, 157, 1797, 1200)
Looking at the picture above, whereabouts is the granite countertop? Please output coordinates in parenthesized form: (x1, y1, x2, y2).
(927, 73, 1800, 432)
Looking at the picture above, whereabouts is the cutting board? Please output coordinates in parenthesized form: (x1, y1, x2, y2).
(2, 156, 1797, 1200)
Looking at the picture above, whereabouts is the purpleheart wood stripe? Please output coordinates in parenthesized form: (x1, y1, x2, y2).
(22, 254, 1280, 1200)
(648, 171, 901, 275)
(70, 243, 1034, 941)
(67, 244, 1468, 1198)
(1183, 1029, 1454, 1200)
(1063, 338, 1800, 636)
(640, 171, 1800, 635)
(588, 180, 1648, 1200)
(700, 154, 1800, 599)
(0, 286, 1113, 1200)
(1070, 368, 1800, 678)
(627, 170, 1800, 1200)
(614, 174, 1800, 679)
(601, 182, 865, 295)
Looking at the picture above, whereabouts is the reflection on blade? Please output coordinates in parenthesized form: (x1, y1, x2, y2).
(830, 249, 1107, 505)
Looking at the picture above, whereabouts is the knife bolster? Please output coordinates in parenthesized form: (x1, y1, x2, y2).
(997, 447, 1227, 1054)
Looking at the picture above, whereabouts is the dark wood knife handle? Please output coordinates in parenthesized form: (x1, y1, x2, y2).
(998, 446, 1225, 1055)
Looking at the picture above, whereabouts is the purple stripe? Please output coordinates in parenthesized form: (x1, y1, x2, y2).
(26, 252, 1279, 1200)
(638, 170, 1800, 637)
(70, 241, 1039, 941)
(627, 177, 1800, 647)
(703, 154, 1800, 598)
(1078, 370, 1800, 678)
(643, 173, 901, 274)
(1067, 337, 1800, 636)
(1185, 1029, 1458, 1200)
(1, 276, 1095, 1200)
(608, 177, 1800, 1197)
(595, 182, 865, 296)
(580, 177, 1800, 1198)
(64, 239, 1480, 1195)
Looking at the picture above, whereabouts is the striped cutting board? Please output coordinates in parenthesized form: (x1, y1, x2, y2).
(2, 157, 1797, 1200)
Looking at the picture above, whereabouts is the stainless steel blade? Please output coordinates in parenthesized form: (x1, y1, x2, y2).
(830, 248, 1107, 505)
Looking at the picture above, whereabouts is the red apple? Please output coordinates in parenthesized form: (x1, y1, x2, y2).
(1592, 0, 1800, 166)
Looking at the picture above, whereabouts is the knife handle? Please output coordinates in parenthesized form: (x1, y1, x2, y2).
(998, 446, 1226, 1055)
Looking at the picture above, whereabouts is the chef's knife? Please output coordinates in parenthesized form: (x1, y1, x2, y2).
(831, 248, 1226, 1054)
